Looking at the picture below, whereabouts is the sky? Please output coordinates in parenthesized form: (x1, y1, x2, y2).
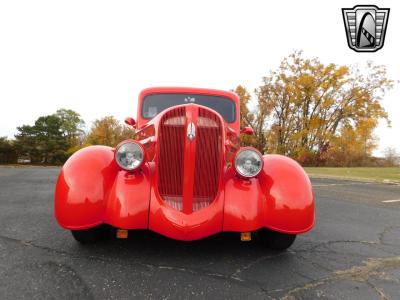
(0, 0, 399, 156)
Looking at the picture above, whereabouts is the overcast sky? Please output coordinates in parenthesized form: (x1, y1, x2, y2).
(0, 0, 399, 156)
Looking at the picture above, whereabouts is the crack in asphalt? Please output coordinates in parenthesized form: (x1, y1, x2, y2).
(230, 253, 287, 281)
(1, 223, 399, 299)
(278, 256, 400, 299)
(378, 225, 400, 246)
(296, 239, 379, 252)
(265, 224, 400, 298)
(366, 279, 390, 300)
(294, 237, 400, 257)
(0, 234, 272, 296)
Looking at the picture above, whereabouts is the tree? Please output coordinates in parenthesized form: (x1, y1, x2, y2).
(236, 51, 394, 165)
(13, 125, 40, 162)
(35, 115, 69, 163)
(85, 116, 133, 147)
(234, 86, 256, 147)
(234, 86, 272, 152)
(55, 108, 85, 142)
(0, 137, 17, 164)
(13, 109, 83, 164)
(383, 147, 399, 167)
(327, 123, 378, 166)
(15, 115, 69, 163)
(55, 108, 85, 155)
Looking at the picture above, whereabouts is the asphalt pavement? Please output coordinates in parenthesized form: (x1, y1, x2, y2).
(0, 166, 399, 299)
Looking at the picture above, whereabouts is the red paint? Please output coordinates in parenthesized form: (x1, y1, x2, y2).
(55, 87, 315, 240)
(223, 154, 314, 234)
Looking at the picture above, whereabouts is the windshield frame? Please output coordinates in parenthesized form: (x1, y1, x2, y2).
(141, 93, 237, 123)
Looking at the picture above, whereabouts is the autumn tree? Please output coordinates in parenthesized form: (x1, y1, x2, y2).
(327, 122, 378, 166)
(234, 85, 272, 152)
(235, 86, 255, 147)
(85, 116, 133, 147)
(238, 51, 393, 164)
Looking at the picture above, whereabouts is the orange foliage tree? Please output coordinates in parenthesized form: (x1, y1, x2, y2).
(85, 116, 133, 147)
(237, 51, 394, 165)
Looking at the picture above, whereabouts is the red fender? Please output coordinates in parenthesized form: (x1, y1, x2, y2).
(104, 166, 151, 229)
(54, 146, 151, 230)
(223, 154, 314, 234)
(223, 171, 266, 232)
(56, 147, 313, 236)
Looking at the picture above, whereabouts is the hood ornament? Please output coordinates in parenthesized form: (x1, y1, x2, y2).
(187, 122, 196, 141)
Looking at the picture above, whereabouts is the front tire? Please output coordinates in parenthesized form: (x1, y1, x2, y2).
(71, 225, 112, 244)
(257, 228, 296, 250)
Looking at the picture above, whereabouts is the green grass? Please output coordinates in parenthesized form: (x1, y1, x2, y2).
(304, 167, 400, 183)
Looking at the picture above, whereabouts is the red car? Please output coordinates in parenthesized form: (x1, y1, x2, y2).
(55, 87, 314, 250)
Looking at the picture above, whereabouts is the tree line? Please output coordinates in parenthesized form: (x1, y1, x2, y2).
(0, 109, 132, 164)
(0, 52, 398, 166)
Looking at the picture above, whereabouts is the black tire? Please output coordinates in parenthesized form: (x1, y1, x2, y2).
(71, 225, 112, 244)
(257, 228, 296, 250)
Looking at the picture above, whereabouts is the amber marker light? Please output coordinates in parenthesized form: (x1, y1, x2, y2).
(116, 229, 129, 239)
(241, 232, 252, 241)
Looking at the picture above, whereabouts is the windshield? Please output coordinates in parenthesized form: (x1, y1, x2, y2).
(142, 93, 236, 123)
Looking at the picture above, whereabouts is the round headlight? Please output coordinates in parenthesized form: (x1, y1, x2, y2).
(234, 148, 263, 178)
(115, 141, 144, 171)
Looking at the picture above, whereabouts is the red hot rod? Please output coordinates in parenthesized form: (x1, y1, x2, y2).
(55, 87, 314, 250)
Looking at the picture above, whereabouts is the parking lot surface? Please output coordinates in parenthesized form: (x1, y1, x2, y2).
(0, 166, 399, 299)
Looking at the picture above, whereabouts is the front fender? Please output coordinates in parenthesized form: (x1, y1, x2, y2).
(223, 154, 314, 234)
(259, 154, 315, 233)
(55, 145, 152, 230)
(54, 146, 119, 229)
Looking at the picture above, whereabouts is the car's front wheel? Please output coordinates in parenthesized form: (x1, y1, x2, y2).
(257, 228, 296, 250)
(71, 225, 112, 244)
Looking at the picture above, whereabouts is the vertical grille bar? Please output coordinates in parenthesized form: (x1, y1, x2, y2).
(157, 107, 186, 211)
(193, 108, 222, 211)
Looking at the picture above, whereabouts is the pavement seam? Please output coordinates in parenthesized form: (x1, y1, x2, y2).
(308, 174, 400, 185)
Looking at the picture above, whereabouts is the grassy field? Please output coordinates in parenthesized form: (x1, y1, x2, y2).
(305, 167, 400, 183)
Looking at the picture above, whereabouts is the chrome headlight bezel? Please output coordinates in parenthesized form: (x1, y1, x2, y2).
(234, 147, 263, 178)
(115, 140, 145, 171)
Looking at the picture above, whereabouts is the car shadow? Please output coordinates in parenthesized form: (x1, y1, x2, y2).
(70, 230, 289, 271)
